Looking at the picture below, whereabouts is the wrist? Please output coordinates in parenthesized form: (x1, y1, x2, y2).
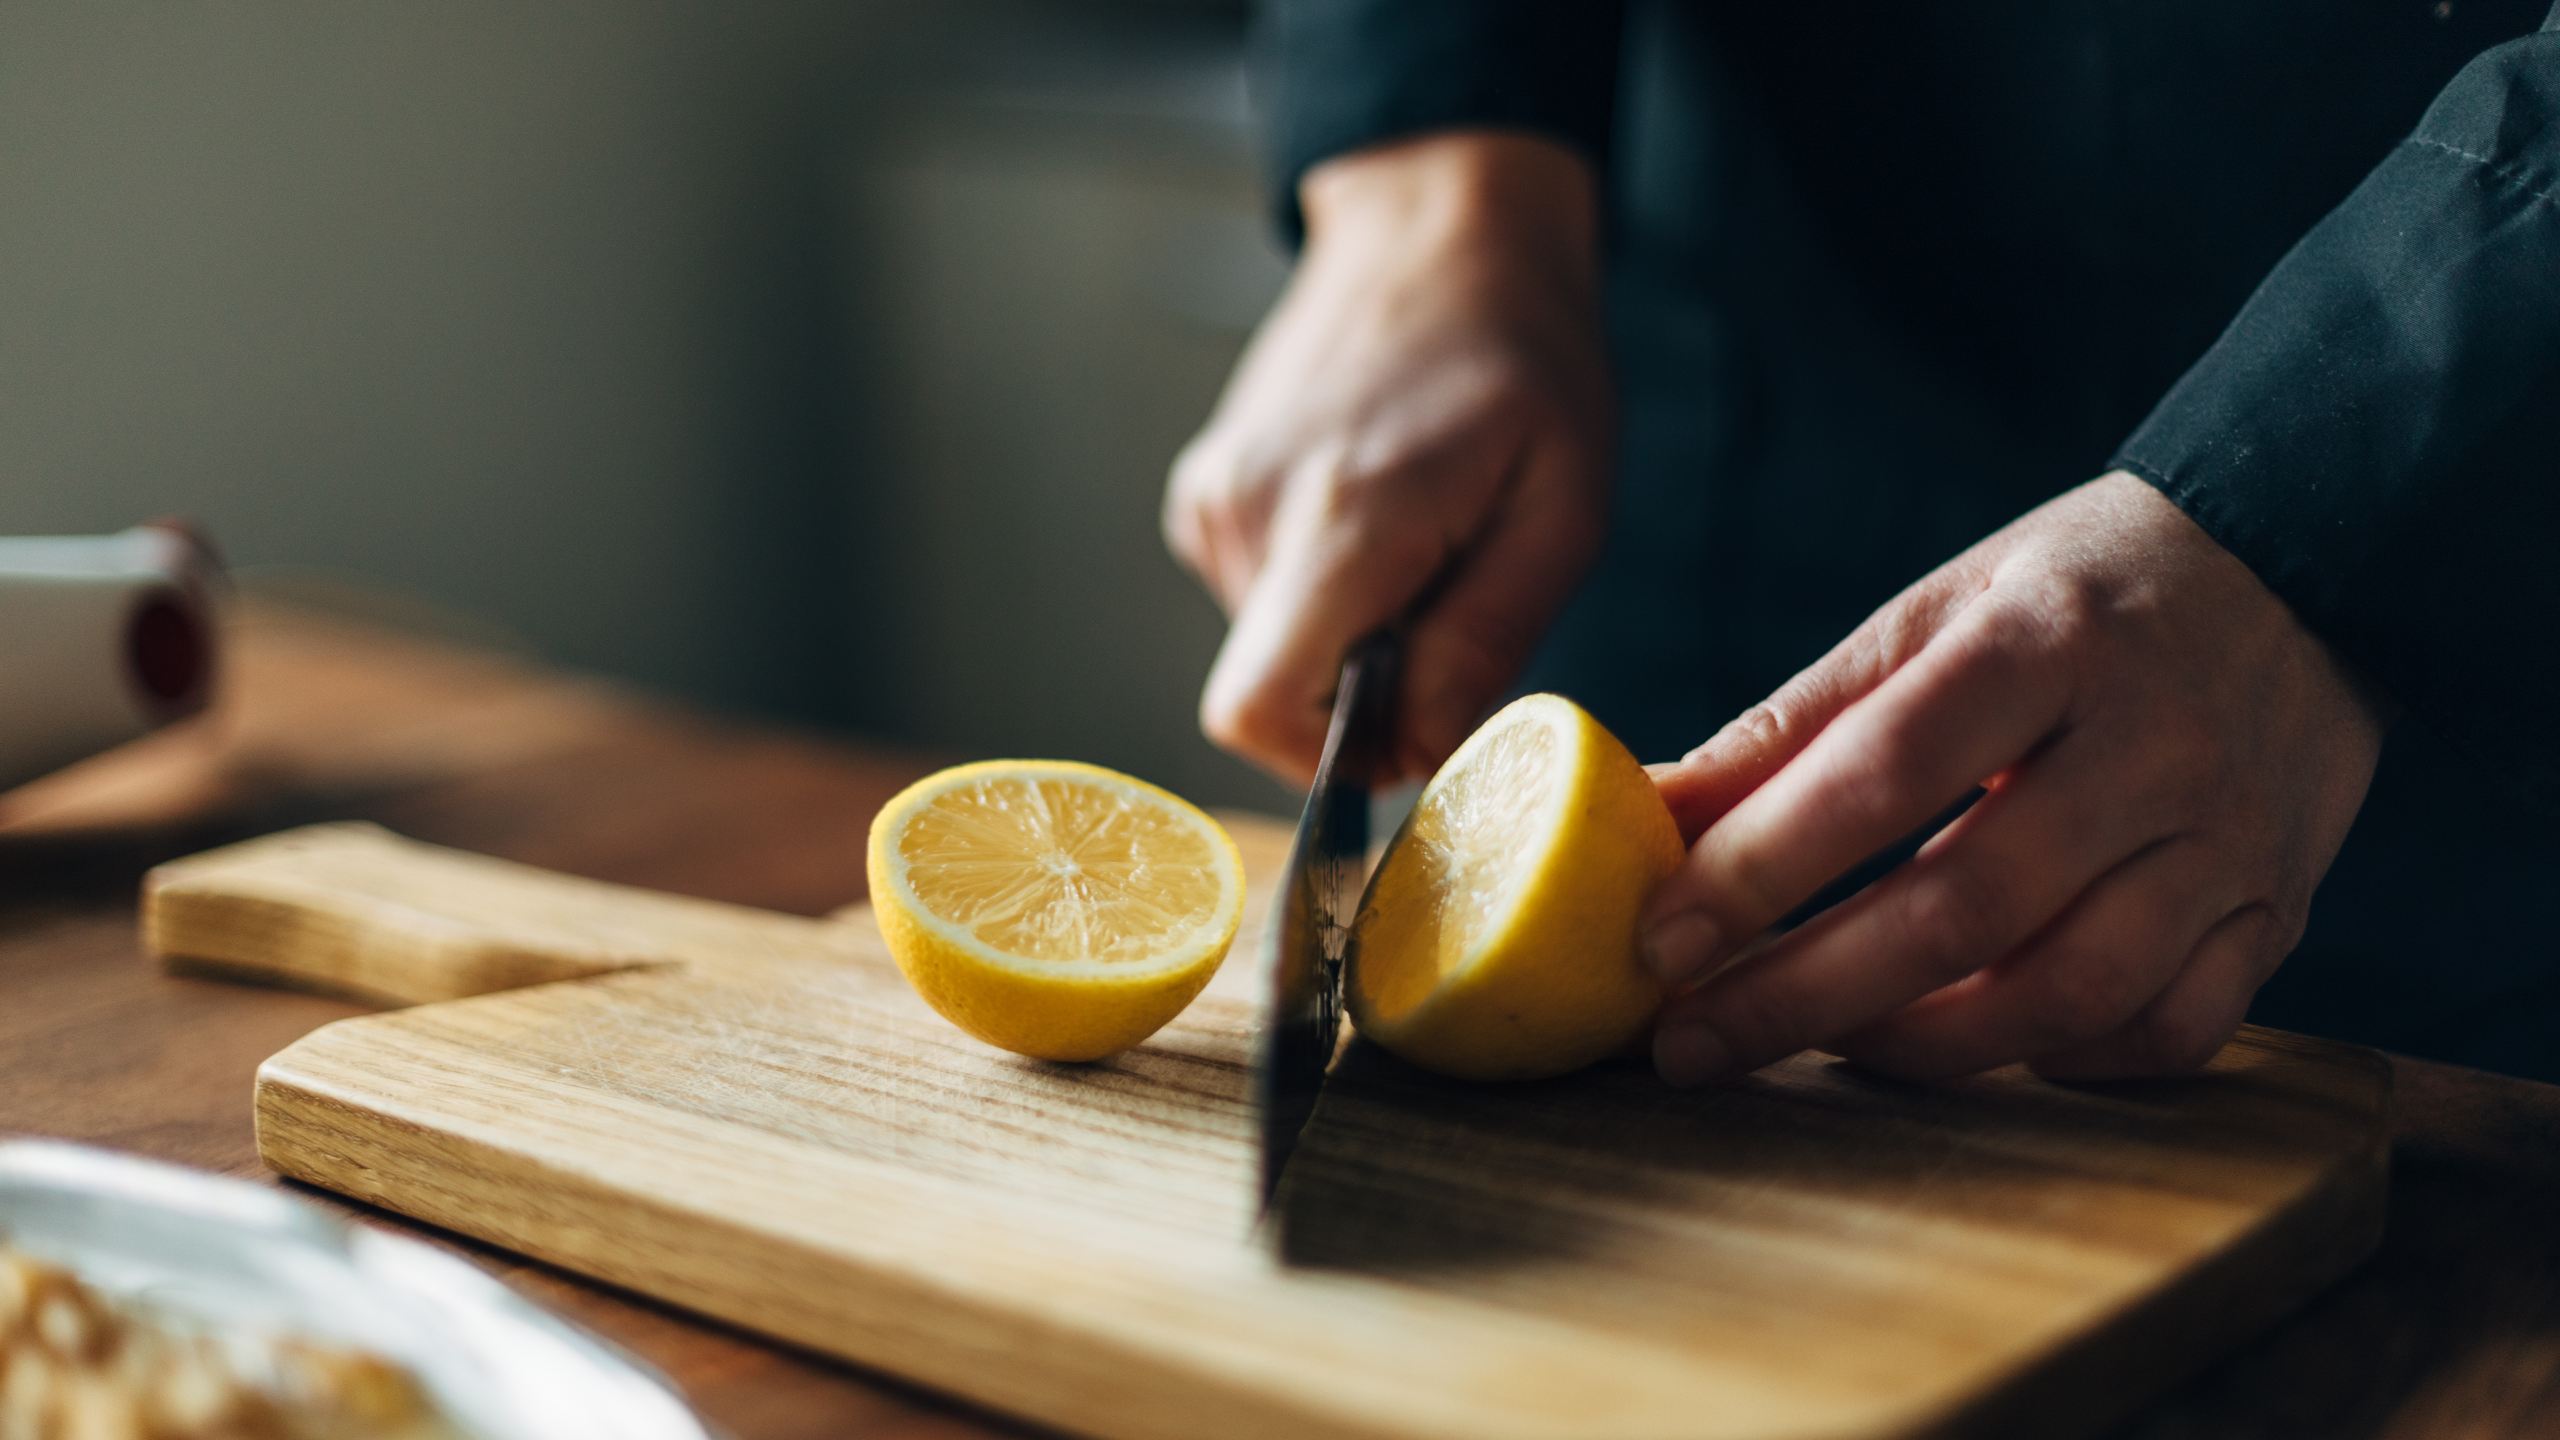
(1300, 131, 1599, 283)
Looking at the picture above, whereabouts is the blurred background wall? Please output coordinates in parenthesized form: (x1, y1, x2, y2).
(0, 0, 1289, 808)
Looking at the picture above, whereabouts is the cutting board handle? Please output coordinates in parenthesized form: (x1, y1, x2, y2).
(146, 823, 840, 1006)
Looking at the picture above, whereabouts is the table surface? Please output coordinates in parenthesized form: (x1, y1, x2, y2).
(1, 606, 2553, 1440)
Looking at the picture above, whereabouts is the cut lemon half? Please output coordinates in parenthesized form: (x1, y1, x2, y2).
(867, 760, 1245, 1061)
(1348, 694, 1684, 1081)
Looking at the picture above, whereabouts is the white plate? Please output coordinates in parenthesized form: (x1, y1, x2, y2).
(0, 1140, 714, 1440)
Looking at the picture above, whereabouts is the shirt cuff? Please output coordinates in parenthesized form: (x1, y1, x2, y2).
(1254, 0, 1623, 246)
(2109, 26, 2560, 806)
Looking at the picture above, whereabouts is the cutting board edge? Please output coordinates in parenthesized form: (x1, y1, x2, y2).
(250, 1022, 2395, 1440)
(251, 1055, 1581, 1440)
(1897, 1045, 2394, 1440)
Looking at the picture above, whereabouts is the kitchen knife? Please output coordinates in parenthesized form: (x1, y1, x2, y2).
(1252, 632, 1398, 1223)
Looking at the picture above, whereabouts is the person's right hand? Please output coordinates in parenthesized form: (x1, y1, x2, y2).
(1164, 132, 1613, 784)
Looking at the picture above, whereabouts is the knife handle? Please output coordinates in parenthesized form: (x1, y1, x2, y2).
(1331, 631, 1402, 786)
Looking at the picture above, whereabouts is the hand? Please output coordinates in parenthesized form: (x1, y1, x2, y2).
(1640, 473, 2389, 1084)
(1164, 132, 1612, 783)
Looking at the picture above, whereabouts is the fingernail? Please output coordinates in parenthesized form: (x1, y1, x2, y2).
(1640, 911, 1722, 987)
(1655, 1021, 1734, 1088)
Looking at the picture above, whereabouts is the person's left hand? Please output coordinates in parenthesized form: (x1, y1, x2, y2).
(1640, 472, 2389, 1085)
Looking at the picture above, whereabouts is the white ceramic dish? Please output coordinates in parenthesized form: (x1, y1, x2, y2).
(0, 1140, 714, 1440)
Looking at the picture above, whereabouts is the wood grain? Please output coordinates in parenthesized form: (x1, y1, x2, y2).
(148, 820, 2392, 1440)
(6, 604, 2556, 1440)
(149, 822, 823, 1004)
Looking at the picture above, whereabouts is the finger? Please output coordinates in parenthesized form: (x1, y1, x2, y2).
(2030, 905, 2290, 1081)
(1163, 442, 1235, 600)
(1833, 834, 2235, 1080)
(1646, 731, 2170, 1086)
(1165, 447, 1274, 616)
(1198, 452, 1468, 783)
(1195, 496, 1266, 616)
(1394, 437, 1604, 778)
(1651, 569, 1982, 840)
(1161, 454, 1217, 585)
(1641, 595, 2073, 988)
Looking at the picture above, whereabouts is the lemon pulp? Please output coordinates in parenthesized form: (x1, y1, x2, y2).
(868, 761, 1243, 1060)
(1355, 715, 1560, 1023)
(1348, 695, 1683, 1081)
(895, 771, 1229, 967)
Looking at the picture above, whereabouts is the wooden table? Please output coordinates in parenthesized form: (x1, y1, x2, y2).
(1, 606, 2553, 1440)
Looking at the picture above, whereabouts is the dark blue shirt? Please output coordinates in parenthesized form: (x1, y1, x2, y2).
(1258, 0, 2560, 1078)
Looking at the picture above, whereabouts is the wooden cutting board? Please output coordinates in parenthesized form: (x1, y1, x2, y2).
(146, 820, 2390, 1440)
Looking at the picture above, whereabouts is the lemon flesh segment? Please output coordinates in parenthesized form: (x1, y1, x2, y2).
(867, 761, 1244, 1061)
(1353, 713, 1561, 1025)
(1349, 695, 1685, 1082)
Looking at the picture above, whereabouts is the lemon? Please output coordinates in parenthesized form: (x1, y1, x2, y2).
(867, 761, 1245, 1061)
(1348, 694, 1684, 1081)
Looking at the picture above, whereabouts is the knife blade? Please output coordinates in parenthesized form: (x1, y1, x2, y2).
(1252, 632, 1399, 1221)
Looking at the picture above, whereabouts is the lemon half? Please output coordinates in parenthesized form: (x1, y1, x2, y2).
(1348, 694, 1684, 1081)
(867, 761, 1245, 1061)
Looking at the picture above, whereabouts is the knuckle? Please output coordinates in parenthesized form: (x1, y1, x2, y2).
(2135, 1012, 2227, 1075)
(1311, 481, 1448, 580)
(1830, 725, 1921, 833)
(1889, 865, 2009, 980)
(2146, 711, 2223, 795)
(1312, 447, 1411, 517)
(1711, 978, 1826, 1059)
(1199, 674, 1291, 758)
(1167, 436, 1240, 503)
(1970, 587, 2073, 660)
(2029, 949, 2153, 1044)
(1864, 603, 1939, 672)
(1315, 462, 1381, 516)
(1333, 507, 1446, 579)
(1196, 683, 1251, 752)
(2025, 568, 2102, 636)
(1708, 839, 1798, 935)
(1695, 701, 1793, 766)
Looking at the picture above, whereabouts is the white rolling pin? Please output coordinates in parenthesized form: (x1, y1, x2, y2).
(0, 523, 222, 793)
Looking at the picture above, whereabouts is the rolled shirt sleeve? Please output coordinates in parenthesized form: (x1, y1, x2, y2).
(2113, 10, 2560, 805)
(1255, 0, 1625, 244)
